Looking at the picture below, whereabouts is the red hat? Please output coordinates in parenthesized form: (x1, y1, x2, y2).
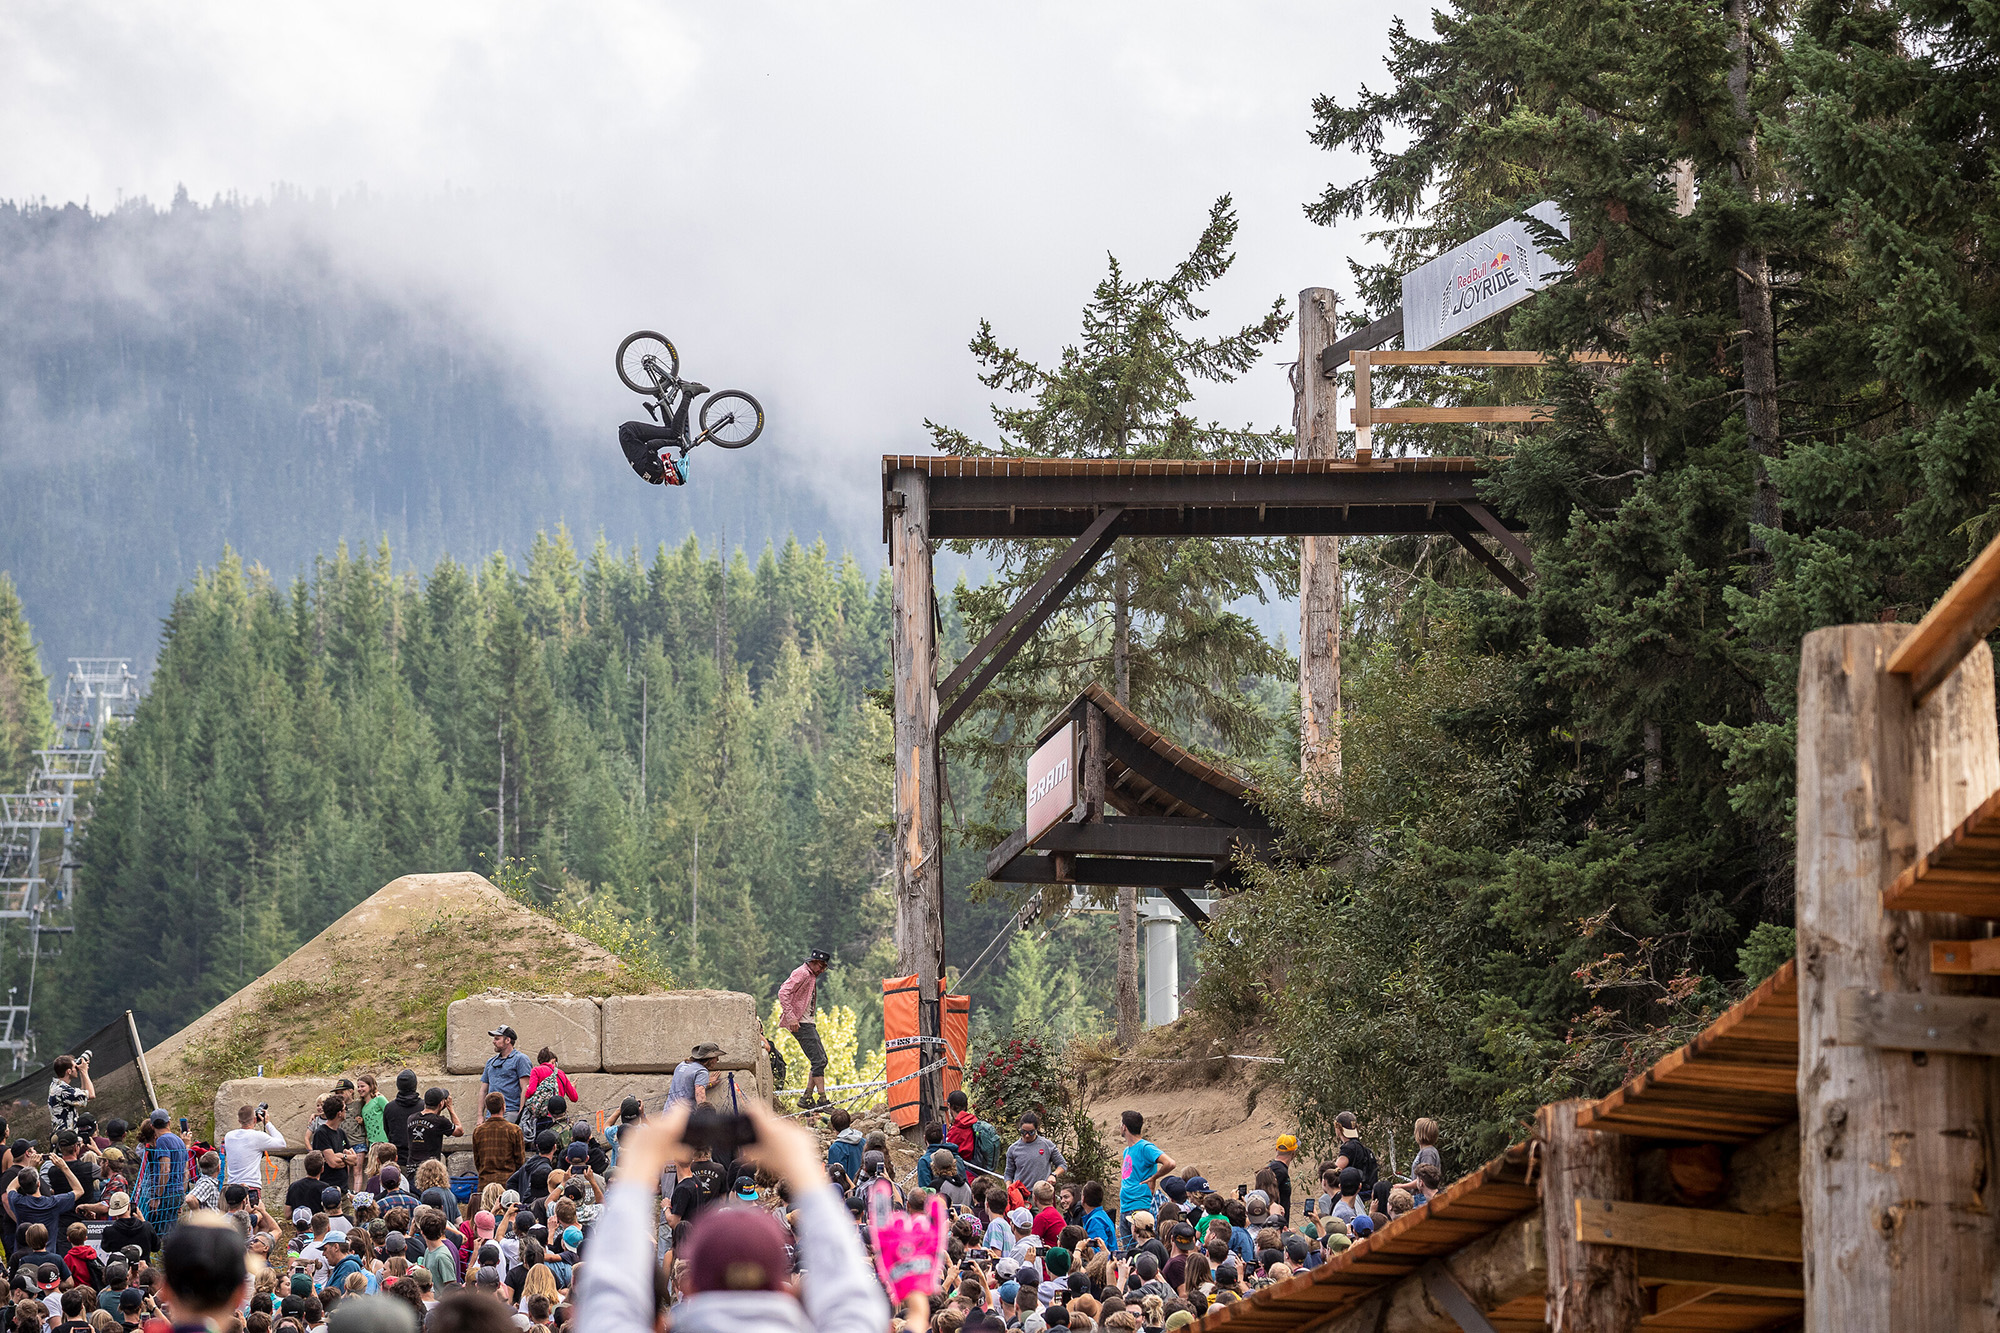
(681, 1204, 790, 1294)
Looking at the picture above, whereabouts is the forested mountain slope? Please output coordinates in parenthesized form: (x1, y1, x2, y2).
(0, 192, 847, 672)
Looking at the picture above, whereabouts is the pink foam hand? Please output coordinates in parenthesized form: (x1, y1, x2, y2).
(867, 1180, 949, 1304)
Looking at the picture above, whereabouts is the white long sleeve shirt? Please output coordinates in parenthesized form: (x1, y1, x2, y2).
(221, 1125, 286, 1186)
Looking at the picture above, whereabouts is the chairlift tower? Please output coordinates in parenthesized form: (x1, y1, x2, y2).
(0, 658, 139, 1069)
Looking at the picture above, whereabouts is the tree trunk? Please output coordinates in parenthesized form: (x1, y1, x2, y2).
(1728, 0, 1781, 569)
(1795, 626, 2000, 1330)
(1537, 1098, 1643, 1332)
(1296, 288, 1342, 790)
(889, 469, 946, 1123)
(1113, 561, 1140, 1047)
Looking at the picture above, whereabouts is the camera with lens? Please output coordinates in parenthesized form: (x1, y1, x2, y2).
(682, 1104, 757, 1162)
(257, 1103, 269, 1119)
(76, 1050, 92, 1066)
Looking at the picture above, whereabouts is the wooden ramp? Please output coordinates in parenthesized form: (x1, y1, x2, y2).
(1574, 961, 1798, 1142)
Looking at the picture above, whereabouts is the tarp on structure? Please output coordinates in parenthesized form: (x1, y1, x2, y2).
(0, 1012, 156, 1149)
(883, 976, 970, 1129)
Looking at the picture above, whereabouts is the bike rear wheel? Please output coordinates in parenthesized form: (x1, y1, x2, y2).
(616, 331, 679, 395)
(700, 390, 764, 448)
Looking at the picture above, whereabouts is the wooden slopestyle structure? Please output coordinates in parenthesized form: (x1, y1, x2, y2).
(1195, 527, 2000, 1332)
(885, 454, 1534, 1126)
(982, 682, 1277, 926)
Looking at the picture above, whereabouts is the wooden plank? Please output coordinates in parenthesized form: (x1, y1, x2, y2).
(1885, 528, 2000, 705)
(1881, 785, 2000, 915)
(1354, 350, 1622, 366)
(1573, 1199, 1802, 1263)
(1835, 987, 2000, 1055)
(1930, 937, 2000, 974)
(1634, 1251, 1804, 1298)
(1373, 406, 1550, 423)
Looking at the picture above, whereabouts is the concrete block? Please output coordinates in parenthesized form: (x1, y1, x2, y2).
(212, 1079, 349, 1151)
(600, 991, 763, 1074)
(445, 996, 603, 1075)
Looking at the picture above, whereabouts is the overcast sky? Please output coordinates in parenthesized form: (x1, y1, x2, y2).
(1, 1, 1421, 536)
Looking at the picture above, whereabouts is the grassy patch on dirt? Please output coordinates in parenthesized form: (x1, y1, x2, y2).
(154, 897, 658, 1124)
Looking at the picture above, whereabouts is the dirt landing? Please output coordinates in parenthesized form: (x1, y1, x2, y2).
(1083, 1021, 1292, 1194)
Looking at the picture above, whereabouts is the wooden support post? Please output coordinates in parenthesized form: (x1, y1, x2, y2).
(1538, 1098, 1643, 1332)
(1350, 351, 1373, 461)
(1319, 1212, 1545, 1333)
(1297, 288, 1342, 787)
(889, 467, 946, 1129)
(1796, 625, 2000, 1330)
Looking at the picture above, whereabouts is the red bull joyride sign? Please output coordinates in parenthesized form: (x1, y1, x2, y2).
(1401, 201, 1570, 350)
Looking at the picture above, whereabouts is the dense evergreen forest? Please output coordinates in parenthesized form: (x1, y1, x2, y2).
(24, 532, 1120, 1049)
(0, 191, 849, 674)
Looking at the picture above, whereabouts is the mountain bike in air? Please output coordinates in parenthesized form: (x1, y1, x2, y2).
(614, 330, 765, 486)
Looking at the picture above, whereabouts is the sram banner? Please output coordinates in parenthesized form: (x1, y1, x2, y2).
(1025, 721, 1077, 844)
(1402, 201, 1570, 350)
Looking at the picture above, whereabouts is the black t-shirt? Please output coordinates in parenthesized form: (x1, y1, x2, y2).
(1266, 1158, 1293, 1214)
(408, 1113, 453, 1165)
(311, 1126, 352, 1191)
(284, 1176, 325, 1215)
(521, 1155, 555, 1205)
(50, 1158, 97, 1241)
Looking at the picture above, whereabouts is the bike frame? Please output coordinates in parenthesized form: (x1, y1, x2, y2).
(638, 352, 747, 452)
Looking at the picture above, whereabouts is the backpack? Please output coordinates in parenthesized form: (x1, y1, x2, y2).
(519, 1069, 565, 1129)
(971, 1120, 1003, 1173)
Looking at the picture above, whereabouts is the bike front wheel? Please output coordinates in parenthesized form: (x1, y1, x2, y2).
(616, 331, 679, 395)
(700, 390, 764, 448)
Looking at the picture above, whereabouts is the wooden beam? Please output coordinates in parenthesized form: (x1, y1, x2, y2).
(1319, 306, 1404, 373)
(1796, 624, 2000, 1331)
(1635, 1251, 1803, 1298)
(1647, 1284, 1718, 1316)
(1314, 1213, 1546, 1333)
(1156, 885, 1210, 929)
(1462, 502, 1535, 576)
(933, 506, 1122, 739)
(1355, 350, 1622, 366)
(1885, 529, 2000, 705)
(1440, 512, 1531, 598)
(1101, 725, 1262, 826)
(1373, 406, 1551, 424)
(888, 467, 946, 1127)
(1538, 1100, 1643, 1332)
(1835, 987, 2000, 1056)
(1573, 1199, 1802, 1263)
(1930, 937, 2000, 974)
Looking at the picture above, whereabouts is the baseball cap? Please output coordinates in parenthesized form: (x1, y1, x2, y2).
(564, 1142, 590, 1162)
(1349, 1215, 1374, 1236)
(618, 1096, 643, 1122)
(1165, 1313, 1195, 1331)
(734, 1175, 757, 1202)
(1159, 1175, 1188, 1202)
(108, 1192, 132, 1217)
(1008, 1207, 1033, 1228)
(380, 1165, 401, 1188)
(808, 949, 832, 964)
(572, 1120, 592, 1140)
(994, 1257, 1019, 1280)
(419, 1187, 449, 1209)
(1184, 1174, 1209, 1192)
(1275, 1133, 1298, 1152)
(681, 1205, 788, 1293)
(561, 1226, 583, 1250)
(998, 1281, 1020, 1305)
(119, 1289, 144, 1313)
(324, 1231, 349, 1249)
(476, 1265, 501, 1288)
(1245, 1189, 1270, 1209)
(36, 1265, 59, 1290)
(473, 1210, 496, 1236)
(488, 1026, 518, 1041)
(1171, 1222, 1196, 1241)
(333, 1079, 356, 1092)
(322, 1186, 344, 1209)
(535, 1129, 559, 1153)
(292, 1206, 314, 1226)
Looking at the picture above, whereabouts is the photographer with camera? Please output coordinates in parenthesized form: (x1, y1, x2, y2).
(577, 1099, 884, 1333)
(222, 1103, 287, 1200)
(47, 1053, 93, 1138)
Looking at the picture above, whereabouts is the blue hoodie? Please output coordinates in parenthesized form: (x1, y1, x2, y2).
(827, 1128, 866, 1185)
(1084, 1206, 1116, 1250)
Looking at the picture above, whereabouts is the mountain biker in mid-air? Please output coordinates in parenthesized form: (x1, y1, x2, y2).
(614, 330, 764, 485)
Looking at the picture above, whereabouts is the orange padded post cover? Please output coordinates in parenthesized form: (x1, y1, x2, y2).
(882, 974, 922, 1128)
(943, 990, 969, 1100)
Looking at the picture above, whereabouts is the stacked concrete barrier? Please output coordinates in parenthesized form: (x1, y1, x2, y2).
(443, 996, 603, 1075)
